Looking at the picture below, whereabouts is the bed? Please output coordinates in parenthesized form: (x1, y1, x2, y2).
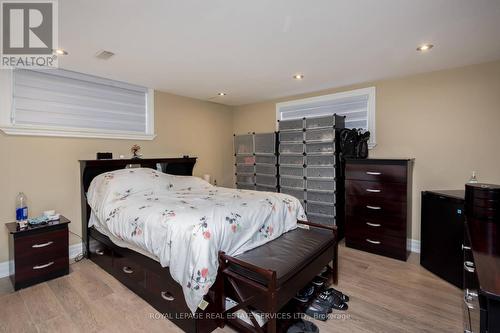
(80, 157, 328, 333)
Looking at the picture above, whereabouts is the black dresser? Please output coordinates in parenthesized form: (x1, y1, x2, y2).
(345, 158, 413, 261)
(463, 183, 500, 333)
(420, 190, 465, 289)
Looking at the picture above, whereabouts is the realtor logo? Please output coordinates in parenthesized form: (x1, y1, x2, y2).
(1, 0, 58, 68)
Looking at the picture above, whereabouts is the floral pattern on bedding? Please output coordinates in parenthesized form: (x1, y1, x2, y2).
(87, 168, 306, 313)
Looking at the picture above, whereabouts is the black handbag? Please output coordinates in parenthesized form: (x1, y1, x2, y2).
(339, 128, 370, 159)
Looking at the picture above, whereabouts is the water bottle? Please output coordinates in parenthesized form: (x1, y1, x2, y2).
(16, 192, 28, 222)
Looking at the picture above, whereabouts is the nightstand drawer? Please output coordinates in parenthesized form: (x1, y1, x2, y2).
(15, 228, 68, 262)
(15, 255, 69, 283)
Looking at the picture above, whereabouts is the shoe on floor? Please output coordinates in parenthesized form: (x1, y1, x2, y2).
(287, 319, 319, 333)
(294, 284, 315, 303)
(321, 287, 350, 303)
(305, 302, 330, 321)
(315, 292, 348, 311)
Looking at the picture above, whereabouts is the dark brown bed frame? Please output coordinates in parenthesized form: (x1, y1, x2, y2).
(80, 157, 338, 333)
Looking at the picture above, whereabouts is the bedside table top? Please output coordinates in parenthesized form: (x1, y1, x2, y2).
(5, 216, 70, 235)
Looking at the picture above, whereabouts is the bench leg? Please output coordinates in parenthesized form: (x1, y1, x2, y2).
(332, 241, 339, 285)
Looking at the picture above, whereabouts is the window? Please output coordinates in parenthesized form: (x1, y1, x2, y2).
(0, 69, 154, 140)
(276, 87, 376, 148)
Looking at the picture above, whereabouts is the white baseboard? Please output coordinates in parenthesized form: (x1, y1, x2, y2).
(408, 239, 421, 253)
(0, 242, 83, 279)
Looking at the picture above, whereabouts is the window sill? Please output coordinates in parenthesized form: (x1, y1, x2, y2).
(0, 126, 156, 140)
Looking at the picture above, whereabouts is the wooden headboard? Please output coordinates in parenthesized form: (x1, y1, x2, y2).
(79, 157, 197, 253)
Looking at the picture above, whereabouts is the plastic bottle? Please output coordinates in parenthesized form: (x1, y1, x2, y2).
(16, 192, 28, 222)
(468, 171, 478, 184)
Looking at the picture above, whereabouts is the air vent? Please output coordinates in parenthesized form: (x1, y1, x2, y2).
(95, 50, 115, 60)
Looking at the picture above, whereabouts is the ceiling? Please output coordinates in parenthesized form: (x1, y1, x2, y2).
(59, 0, 500, 106)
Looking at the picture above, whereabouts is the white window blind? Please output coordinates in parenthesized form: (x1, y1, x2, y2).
(5, 69, 154, 139)
(276, 87, 376, 147)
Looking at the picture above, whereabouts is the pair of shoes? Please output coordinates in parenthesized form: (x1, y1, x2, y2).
(322, 287, 350, 303)
(294, 284, 315, 303)
(311, 276, 326, 287)
(304, 301, 330, 321)
(315, 291, 348, 311)
(287, 319, 319, 333)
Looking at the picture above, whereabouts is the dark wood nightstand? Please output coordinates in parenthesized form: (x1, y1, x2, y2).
(5, 216, 70, 290)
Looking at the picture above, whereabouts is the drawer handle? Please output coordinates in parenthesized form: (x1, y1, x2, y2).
(366, 171, 381, 176)
(463, 295, 475, 310)
(366, 238, 381, 245)
(161, 291, 175, 301)
(33, 261, 54, 270)
(463, 261, 475, 273)
(466, 288, 478, 299)
(366, 222, 381, 227)
(32, 241, 53, 248)
(122, 266, 134, 274)
(366, 205, 382, 210)
(462, 244, 471, 251)
(366, 189, 381, 193)
(95, 249, 105, 256)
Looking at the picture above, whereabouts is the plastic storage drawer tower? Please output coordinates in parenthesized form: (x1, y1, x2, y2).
(279, 115, 345, 227)
(234, 133, 278, 192)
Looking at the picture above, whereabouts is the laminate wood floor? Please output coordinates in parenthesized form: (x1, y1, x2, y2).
(0, 244, 463, 333)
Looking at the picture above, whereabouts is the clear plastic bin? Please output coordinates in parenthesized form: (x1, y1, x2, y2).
(306, 190, 335, 204)
(255, 155, 276, 165)
(306, 155, 334, 166)
(237, 184, 255, 191)
(305, 116, 334, 129)
(305, 142, 334, 154)
(279, 155, 304, 166)
(256, 174, 277, 187)
(237, 174, 254, 185)
(255, 164, 276, 175)
(234, 134, 254, 154)
(236, 165, 254, 174)
(236, 155, 255, 165)
(254, 133, 275, 154)
(279, 166, 304, 178)
(306, 213, 334, 225)
(256, 185, 277, 192)
(279, 143, 304, 154)
(279, 131, 304, 143)
(305, 128, 335, 142)
(307, 202, 335, 216)
(279, 119, 304, 131)
(306, 179, 335, 191)
(280, 177, 305, 188)
(280, 187, 305, 200)
(307, 167, 335, 179)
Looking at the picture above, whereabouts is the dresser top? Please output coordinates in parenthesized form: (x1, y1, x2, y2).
(345, 158, 414, 165)
(5, 216, 70, 235)
(424, 190, 465, 201)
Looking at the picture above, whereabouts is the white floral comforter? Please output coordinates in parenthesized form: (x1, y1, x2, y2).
(87, 168, 306, 313)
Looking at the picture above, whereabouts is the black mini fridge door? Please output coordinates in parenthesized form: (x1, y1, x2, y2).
(420, 190, 465, 289)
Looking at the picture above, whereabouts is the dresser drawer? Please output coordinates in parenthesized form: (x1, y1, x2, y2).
(113, 250, 147, 289)
(15, 255, 68, 283)
(345, 224, 407, 260)
(346, 163, 407, 183)
(88, 236, 113, 270)
(346, 195, 407, 220)
(346, 180, 407, 202)
(346, 215, 406, 237)
(15, 228, 68, 262)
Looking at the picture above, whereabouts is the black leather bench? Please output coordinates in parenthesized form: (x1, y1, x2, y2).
(218, 221, 338, 333)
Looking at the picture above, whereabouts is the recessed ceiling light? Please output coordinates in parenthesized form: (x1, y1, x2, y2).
(293, 74, 304, 80)
(53, 48, 68, 56)
(217, 92, 226, 96)
(416, 44, 434, 52)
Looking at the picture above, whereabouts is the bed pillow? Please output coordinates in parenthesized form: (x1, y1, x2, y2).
(163, 174, 213, 191)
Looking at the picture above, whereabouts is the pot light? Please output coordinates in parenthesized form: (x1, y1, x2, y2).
(53, 48, 68, 56)
(416, 44, 434, 52)
(217, 92, 226, 96)
(293, 74, 304, 80)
